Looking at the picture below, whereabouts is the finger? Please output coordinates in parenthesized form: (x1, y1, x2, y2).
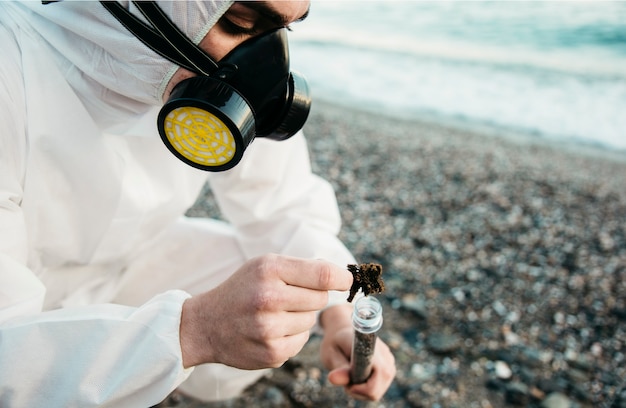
(325, 343, 350, 369)
(327, 366, 350, 386)
(256, 311, 318, 339)
(320, 327, 352, 370)
(258, 330, 310, 368)
(281, 311, 318, 336)
(347, 345, 397, 401)
(320, 343, 350, 374)
(281, 330, 311, 360)
(348, 374, 381, 400)
(252, 283, 329, 312)
(282, 285, 329, 312)
(277, 257, 353, 292)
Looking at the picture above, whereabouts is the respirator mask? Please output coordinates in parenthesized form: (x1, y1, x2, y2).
(102, 1, 311, 171)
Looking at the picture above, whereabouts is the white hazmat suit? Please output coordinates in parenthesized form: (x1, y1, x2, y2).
(0, 1, 354, 406)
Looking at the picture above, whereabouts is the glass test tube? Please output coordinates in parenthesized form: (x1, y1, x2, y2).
(350, 296, 383, 384)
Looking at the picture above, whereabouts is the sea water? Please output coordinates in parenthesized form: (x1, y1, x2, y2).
(289, 1, 626, 151)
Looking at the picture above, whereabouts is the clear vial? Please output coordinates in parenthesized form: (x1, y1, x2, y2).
(350, 296, 383, 384)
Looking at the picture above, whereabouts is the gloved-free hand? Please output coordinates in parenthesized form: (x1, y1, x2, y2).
(179, 254, 353, 369)
(319, 304, 397, 401)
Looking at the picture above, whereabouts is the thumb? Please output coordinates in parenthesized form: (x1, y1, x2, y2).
(327, 366, 351, 386)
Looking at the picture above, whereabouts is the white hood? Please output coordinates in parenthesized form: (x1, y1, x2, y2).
(16, 1, 232, 107)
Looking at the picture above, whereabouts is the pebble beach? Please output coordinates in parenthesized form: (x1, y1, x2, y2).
(173, 101, 626, 408)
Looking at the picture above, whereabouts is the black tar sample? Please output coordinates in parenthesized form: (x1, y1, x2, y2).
(347, 263, 385, 302)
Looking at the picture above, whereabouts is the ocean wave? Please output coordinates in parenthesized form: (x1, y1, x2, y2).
(290, 1, 626, 150)
(291, 34, 626, 80)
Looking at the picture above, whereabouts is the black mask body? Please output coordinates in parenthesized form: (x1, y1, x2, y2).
(101, 1, 311, 171)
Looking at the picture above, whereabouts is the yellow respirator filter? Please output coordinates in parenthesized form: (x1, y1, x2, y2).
(158, 77, 256, 172)
(163, 107, 236, 167)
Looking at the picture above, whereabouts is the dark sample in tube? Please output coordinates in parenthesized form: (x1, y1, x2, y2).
(350, 296, 383, 384)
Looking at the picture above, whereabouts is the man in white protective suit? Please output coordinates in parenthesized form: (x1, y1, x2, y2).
(0, 1, 396, 407)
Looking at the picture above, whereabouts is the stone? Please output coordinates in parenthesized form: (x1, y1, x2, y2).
(494, 360, 513, 380)
(505, 382, 530, 405)
(426, 333, 461, 354)
(401, 294, 428, 319)
(540, 392, 572, 408)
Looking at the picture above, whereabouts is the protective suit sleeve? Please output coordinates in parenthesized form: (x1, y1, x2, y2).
(207, 132, 355, 315)
(0, 290, 194, 408)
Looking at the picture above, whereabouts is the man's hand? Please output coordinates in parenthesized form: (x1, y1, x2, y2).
(319, 303, 396, 401)
(179, 254, 353, 370)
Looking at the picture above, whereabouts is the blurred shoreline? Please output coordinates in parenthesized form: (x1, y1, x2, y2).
(180, 100, 626, 407)
(308, 98, 626, 164)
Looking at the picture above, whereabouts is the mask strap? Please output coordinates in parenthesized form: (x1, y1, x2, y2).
(100, 1, 218, 76)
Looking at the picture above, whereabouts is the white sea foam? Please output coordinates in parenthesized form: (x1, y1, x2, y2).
(290, 1, 626, 150)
